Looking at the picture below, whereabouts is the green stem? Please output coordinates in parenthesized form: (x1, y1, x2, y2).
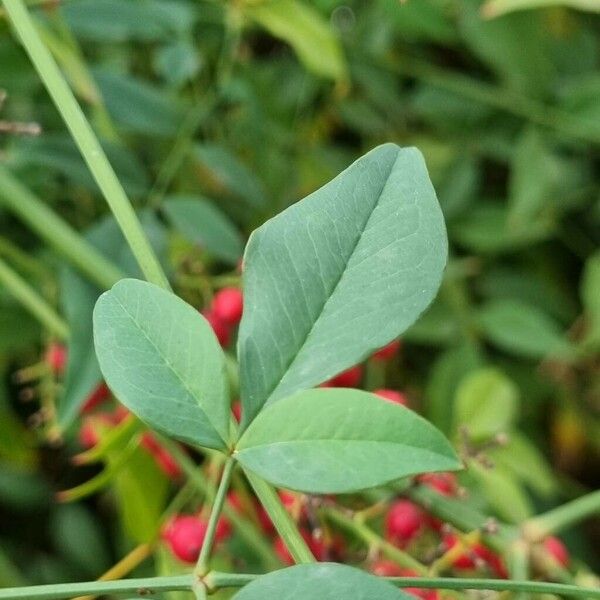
(0, 166, 123, 289)
(244, 468, 315, 564)
(161, 440, 281, 570)
(0, 256, 69, 339)
(523, 490, 600, 540)
(206, 572, 600, 598)
(1, 573, 598, 600)
(0, 575, 193, 600)
(195, 456, 235, 575)
(2, 0, 169, 290)
(326, 509, 425, 574)
(508, 540, 530, 600)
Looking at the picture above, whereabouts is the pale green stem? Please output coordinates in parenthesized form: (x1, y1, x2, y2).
(161, 439, 281, 570)
(195, 457, 235, 575)
(0, 166, 123, 289)
(0, 256, 69, 339)
(1, 573, 599, 599)
(523, 490, 600, 540)
(244, 468, 315, 564)
(326, 508, 425, 573)
(2, 0, 169, 290)
(0, 575, 193, 600)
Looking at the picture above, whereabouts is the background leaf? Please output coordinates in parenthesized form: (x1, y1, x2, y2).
(163, 196, 243, 265)
(477, 299, 575, 360)
(455, 367, 519, 440)
(236, 388, 460, 494)
(238, 144, 448, 424)
(245, 0, 347, 81)
(93, 279, 230, 450)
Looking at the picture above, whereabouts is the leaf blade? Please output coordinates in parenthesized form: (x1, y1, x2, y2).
(238, 144, 447, 424)
(93, 278, 230, 450)
(232, 563, 414, 600)
(236, 388, 460, 494)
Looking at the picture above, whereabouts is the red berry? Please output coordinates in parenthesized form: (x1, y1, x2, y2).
(372, 565, 438, 600)
(215, 516, 232, 543)
(46, 343, 67, 374)
(279, 490, 307, 521)
(77, 414, 113, 449)
(321, 365, 363, 388)
(442, 534, 504, 574)
(232, 401, 242, 423)
(78, 418, 101, 449)
(162, 516, 207, 563)
(212, 288, 243, 325)
(374, 389, 408, 406)
(385, 500, 426, 546)
(544, 536, 569, 567)
(371, 560, 403, 577)
(274, 529, 326, 565)
(418, 473, 457, 496)
(80, 383, 111, 414)
(257, 503, 275, 533)
(372, 339, 401, 361)
(203, 310, 232, 346)
(141, 434, 181, 479)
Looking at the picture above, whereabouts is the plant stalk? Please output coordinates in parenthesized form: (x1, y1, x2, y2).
(195, 456, 235, 575)
(2, 0, 169, 290)
(0, 166, 123, 290)
(244, 468, 316, 564)
(523, 489, 600, 540)
(0, 256, 69, 339)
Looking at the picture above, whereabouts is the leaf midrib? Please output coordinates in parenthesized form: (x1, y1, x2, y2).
(266, 148, 404, 404)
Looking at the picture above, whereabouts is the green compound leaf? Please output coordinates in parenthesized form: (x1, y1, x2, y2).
(238, 144, 447, 425)
(93, 279, 230, 450)
(232, 563, 415, 600)
(236, 388, 461, 494)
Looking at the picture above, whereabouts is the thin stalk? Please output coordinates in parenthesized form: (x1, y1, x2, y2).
(73, 543, 154, 600)
(2, 0, 169, 290)
(523, 490, 600, 540)
(161, 440, 281, 569)
(0, 575, 193, 600)
(508, 540, 530, 600)
(244, 468, 315, 564)
(195, 456, 235, 575)
(326, 508, 425, 573)
(0, 256, 69, 339)
(206, 572, 600, 598)
(1, 573, 598, 600)
(0, 166, 123, 289)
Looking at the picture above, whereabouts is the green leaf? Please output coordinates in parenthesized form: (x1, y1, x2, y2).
(581, 251, 600, 348)
(95, 70, 186, 137)
(163, 196, 243, 265)
(426, 342, 483, 434)
(490, 431, 557, 497)
(455, 368, 519, 440)
(236, 388, 460, 494)
(481, 0, 600, 19)
(477, 299, 575, 360)
(238, 144, 447, 424)
(93, 279, 230, 450)
(195, 144, 266, 209)
(62, 0, 195, 43)
(245, 0, 347, 81)
(233, 563, 414, 600)
(469, 462, 532, 523)
(59, 213, 168, 431)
